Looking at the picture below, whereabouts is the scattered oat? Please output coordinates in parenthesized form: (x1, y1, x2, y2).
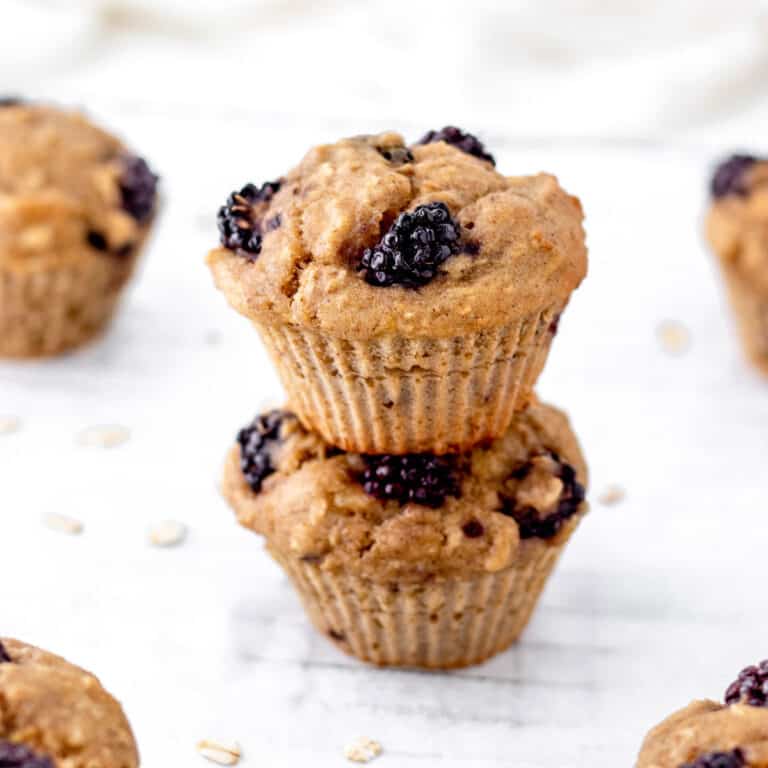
(77, 425, 130, 449)
(148, 520, 187, 548)
(44, 513, 84, 536)
(344, 737, 383, 764)
(598, 484, 626, 506)
(657, 320, 691, 355)
(196, 740, 241, 766)
(0, 416, 20, 435)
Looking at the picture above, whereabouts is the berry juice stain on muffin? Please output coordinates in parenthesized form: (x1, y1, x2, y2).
(358, 201, 461, 288)
(359, 453, 461, 508)
(500, 451, 585, 539)
(418, 126, 495, 166)
(0, 741, 54, 768)
(725, 660, 768, 707)
(711, 155, 761, 199)
(218, 180, 282, 259)
(680, 751, 745, 768)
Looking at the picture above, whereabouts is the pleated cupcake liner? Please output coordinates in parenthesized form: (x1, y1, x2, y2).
(721, 264, 768, 375)
(0, 253, 137, 358)
(268, 514, 581, 669)
(255, 304, 563, 455)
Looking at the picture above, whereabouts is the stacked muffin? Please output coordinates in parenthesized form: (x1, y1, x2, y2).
(208, 127, 589, 668)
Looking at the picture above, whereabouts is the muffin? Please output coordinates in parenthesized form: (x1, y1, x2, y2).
(0, 99, 158, 358)
(637, 659, 768, 768)
(208, 127, 587, 454)
(0, 637, 139, 767)
(706, 154, 768, 375)
(221, 397, 588, 669)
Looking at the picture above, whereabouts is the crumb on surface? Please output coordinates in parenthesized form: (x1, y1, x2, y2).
(43, 513, 84, 535)
(657, 320, 691, 355)
(76, 424, 130, 449)
(344, 737, 383, 764)
(598, 484, 625, 506)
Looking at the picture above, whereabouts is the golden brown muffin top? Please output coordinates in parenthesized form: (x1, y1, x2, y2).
(707, 157, 768, 291)
(637, 700, 768, 768)
(222, 398, 588, 583)
(0, 102, 156, 269)
(207, 131, 587, 339)
(0, 638, 139, 768)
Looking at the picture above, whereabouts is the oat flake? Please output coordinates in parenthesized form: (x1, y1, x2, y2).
(196, 740, 241, 766)
(598, 484, 626, 506)
(344, 737, 383, 764)
(148, 520, 187, 548)
(77, 425, 130, 449)
(44, 513, 84, 536)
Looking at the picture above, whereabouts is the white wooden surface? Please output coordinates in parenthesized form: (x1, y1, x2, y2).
(2, 102, 768, 767)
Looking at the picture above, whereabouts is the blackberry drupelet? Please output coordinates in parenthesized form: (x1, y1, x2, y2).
(725, 660, 768, 707)
(359, 202, 461, 288)
(0, 640, 10, 663)
(680, 750, 745, 768)
(237, 409, 291, 493)
(119, 155, 158, 223)
(501, 451, 585, 539)
(360, 453, 461, 508)
(0, 742, 54, 768)
(711, 155, 759, 199)
(217, 180, 281, 258)
(418, 126, 495, 166)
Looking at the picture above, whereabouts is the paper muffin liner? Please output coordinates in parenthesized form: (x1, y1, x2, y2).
(255, 305, 563, 454)
(0, 253, 138, 358)
(721, 264, 768, 375)
(268, 515, 581, 669)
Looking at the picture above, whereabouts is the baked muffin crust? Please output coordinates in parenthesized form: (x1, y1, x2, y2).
(0, 638, 139, 768)
(208, 132, 587, 338)
(222, 399, 588, 583)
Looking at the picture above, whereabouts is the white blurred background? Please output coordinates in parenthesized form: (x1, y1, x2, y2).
(2, 0, 768, 143)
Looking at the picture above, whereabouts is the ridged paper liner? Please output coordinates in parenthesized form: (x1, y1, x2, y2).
(255, 305, 562, 454)
(0, 254, 136, 358)
(721, 264, 768, 375)
(269, 515, 580, 669)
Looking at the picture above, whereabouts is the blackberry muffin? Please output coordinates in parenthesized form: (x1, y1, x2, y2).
(637, 660, 768, 767)
(208, 128, 587, 454)
(0, 637, 139, 767)
(706, 154, 768, 375)
(221, 397, 588, 668)
(0, 100, 158, 357)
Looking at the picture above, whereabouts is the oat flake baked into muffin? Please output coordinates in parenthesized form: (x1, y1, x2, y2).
(221, 397, 587, 668)
(706, 154, 768, 375)
(208, 128, 587, 454)
(637, 659, 768, 768)
(0, 99, 158, 358)
(0, 638, 139, 767)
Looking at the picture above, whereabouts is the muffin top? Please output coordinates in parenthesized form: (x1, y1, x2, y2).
(0, 100, 157, 269)
(207, 128, 587, 339)
(637, 661, 768, 768)
(0, 638, 139, 768)
(706, 154, 768, 290)
(222, 398, 588, 583)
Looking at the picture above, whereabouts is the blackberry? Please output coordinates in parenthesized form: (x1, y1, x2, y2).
(725, 660, 768, 707)
(462, 519, 484, 538)
(501, 451, 585, 539)
(237, 409, 292, 493)
(680, 750, 745, 768)
(360, 453, 460, 508)
(359, 202, 460, 288)
(0, 640, 10, 663)
(418, 126, 495, 166)
(0, 98, 22, 108)
(0, 742, 54, 768)
(711, 155, 759, 198)
(119, 155, 158, 223)
(217, 180, 281, 259)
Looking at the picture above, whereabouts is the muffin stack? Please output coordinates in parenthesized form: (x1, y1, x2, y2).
(208, 127, 589, 668)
